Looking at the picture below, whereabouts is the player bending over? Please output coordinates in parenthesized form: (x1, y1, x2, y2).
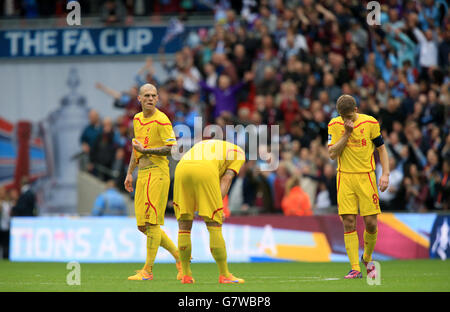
(173, 139, 246, 284)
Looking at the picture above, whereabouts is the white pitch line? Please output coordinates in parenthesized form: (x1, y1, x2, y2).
(257, 276, 341, 281)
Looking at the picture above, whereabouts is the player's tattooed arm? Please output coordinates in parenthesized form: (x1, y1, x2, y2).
(124, 149, 136, 193)
(133, 140, 173, 156)
(144, 145, 173, 156)
(127, 149, 137, 174)
(132, 139, 173, 156)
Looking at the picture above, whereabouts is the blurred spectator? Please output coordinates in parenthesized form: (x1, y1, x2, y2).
(95, 82, 140, 126)
(424, 149, 440, 179)
(420, 90, 445, 127)
(253, 49, 280, 87)
(315, 181, 332, 213)
(402, 163, 430, 212)
(375, 80, 390, 109)
(64, 0, 449, 214)
(435, 158, 450, 210)
(240, 0, 259, 24)
(240, 160, 260, 214)
(379, 97, 404, 134)
(152, 0, 183, 14)
(228, 161, 245, 215)
(386, 26, 417, 70)
(211, 52, 239, 85)
(279, 81, 301, 133)
(92, 180, 128, 216)
(1, 0, 20, 17)
(260, 94, 283, 127)
(281, 176, 312, 216)
(161, 51, 186, 80)
(378, 157, 404, 211)
(385, 130, 404, 162)
(320, 163, 337, 207)
(417, 0, 448, 30)
(172, 93, 202, 137)
(112, 135, 128, 192)
(256, 65, 280, 95)
(11, 176, 36, 217)
(401, 83, 421, 121)
(0, 187, 12, 259)
(304, 108, 328, 145)
(80, 109, 102, 171)
(101, 0, 127, 25)
(258, 172, 275, 213)
(349, 18, 368, 50)
(135, 57, 160, 87)
(22, 0, 38, 18)
(231, 43, 252, 81)
(438, 24, 450, 68)
(441, 134, 450, 161)
(273, 162, 291, 213)
(80, 109, 102, 150)
(279, 27, 309, 62)
(412, 25, 439, 80)
(89, 117, 118, 181)
(199, 72, 253, 119)
(320, 73, 342, 105)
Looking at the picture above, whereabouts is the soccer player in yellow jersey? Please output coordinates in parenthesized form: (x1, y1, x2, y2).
(124, 83, 182, 281)
(328, 95, 390, 279)
(173, 139, 246, 284)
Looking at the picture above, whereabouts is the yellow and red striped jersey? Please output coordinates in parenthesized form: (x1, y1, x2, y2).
(328, 113, 381, 173)
(133, 109, 177, 172)
(180, 139, 246, 178)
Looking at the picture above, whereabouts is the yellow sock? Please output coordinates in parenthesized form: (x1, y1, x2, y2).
(178, 230, 192, 277)
(160, 229, 180, 262)
(363, 229, 378, 262)
(207, 226, 229, 277)
(344, 230, 361, 272)
(143, 225, 161, 273)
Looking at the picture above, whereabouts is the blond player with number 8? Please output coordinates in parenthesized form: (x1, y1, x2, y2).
(328, 95, 390, 279)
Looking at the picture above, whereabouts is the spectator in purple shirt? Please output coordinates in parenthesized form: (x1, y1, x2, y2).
(199, 71, 253, 119)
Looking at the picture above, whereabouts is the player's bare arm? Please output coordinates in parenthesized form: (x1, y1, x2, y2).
(220, 169, 236, 199)
(328, 119, 353, 160)
(377, 144, 390, 192)
(132, 139, 173, 156)
(124, 149, 137, 193)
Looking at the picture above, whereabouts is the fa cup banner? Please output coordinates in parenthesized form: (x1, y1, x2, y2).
(0, 25, 201, 58)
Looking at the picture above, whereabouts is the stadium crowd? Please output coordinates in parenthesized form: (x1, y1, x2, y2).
(77, 0, 449, 216)
(0, 0, 232, 20)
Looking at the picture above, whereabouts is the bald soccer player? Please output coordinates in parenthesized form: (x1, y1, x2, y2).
(125, 83, 182, 281)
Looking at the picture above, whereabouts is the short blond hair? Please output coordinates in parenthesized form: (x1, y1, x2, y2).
(336, 94, 356, 115)
(139, 83, 157, 95)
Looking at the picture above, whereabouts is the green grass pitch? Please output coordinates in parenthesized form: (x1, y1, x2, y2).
(0, 260, 449, 292)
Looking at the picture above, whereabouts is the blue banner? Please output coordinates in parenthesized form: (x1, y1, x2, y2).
(430, 216, 450, 260)
(0, 25, 202, 58)
(10, 214, 443, 263)
(10, 216, 318, 263)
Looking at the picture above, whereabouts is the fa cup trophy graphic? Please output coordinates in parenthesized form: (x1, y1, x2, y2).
(39, 68, 89, 214)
